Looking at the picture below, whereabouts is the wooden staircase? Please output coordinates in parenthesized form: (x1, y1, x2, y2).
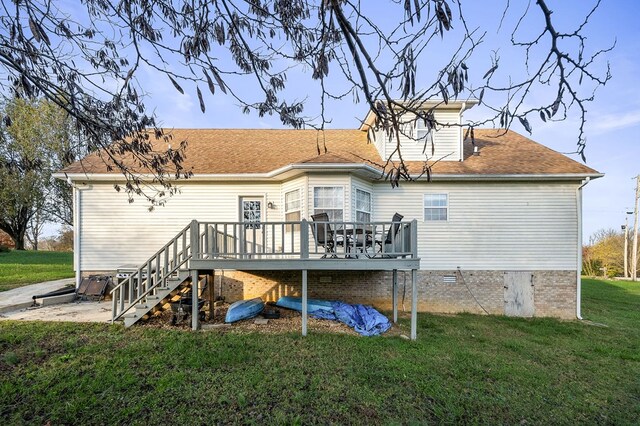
(111, 222, 195, 327)
(122, 269, 191, 327)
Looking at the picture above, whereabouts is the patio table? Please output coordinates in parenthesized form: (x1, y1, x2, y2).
(335, 227, 375, 258)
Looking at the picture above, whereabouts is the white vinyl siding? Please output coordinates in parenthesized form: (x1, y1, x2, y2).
(77, 174, 581, 274)
(371, 109, 462, 162)
(78, 182, 281, 271)
(424, 194, 448, 221)
(374, 181, 579, 270)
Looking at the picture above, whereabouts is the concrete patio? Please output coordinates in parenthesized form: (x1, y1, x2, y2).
(0, 279, 111, 323)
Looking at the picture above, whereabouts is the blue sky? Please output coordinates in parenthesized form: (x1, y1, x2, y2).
(46, 0, 639, 240)
(136, 0, 639, 240)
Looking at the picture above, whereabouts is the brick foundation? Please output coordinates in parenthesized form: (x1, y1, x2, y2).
(212, 269, 577, 319)
(88, 268, 577, 319)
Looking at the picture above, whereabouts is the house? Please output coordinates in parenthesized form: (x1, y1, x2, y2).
(57, 100, 602, 338)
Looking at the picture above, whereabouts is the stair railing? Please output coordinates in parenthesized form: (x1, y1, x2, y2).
(111, 222, 194, 322)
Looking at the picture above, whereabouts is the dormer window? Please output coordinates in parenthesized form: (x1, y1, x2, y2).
(415, 120, 431, 142)
(364, 101, 473, 162)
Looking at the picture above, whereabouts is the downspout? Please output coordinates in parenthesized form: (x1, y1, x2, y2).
(576, 177, 591, 320)
(459, 102, 466, 161)
(69, 178, 82, 289)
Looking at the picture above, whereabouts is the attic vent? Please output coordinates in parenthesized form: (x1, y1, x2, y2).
(443, 275, 457, 284)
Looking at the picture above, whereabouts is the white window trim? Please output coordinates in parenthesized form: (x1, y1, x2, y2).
(423, 193, 449, 222)
(312, 185, 346, 221)
(354, 187, 372, 223)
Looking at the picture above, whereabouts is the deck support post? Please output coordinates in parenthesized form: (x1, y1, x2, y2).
(392, 269, 398, 323)
(192, 270, 200, 331)
(208, 270, 215, 320)
(302, 269, 308, 336)
(411, 269, 417, 341)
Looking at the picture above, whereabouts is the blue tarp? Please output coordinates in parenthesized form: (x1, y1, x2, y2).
(311, 302, 392, 337)
(275, 296, 392, 336)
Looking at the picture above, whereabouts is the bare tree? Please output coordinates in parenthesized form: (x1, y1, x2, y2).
(26, 206, 47, 250)
(0, 0, 612, 197)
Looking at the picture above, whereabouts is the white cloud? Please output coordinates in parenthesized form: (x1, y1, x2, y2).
(172, 91, 194, 113)
(588, 109, 640, 134)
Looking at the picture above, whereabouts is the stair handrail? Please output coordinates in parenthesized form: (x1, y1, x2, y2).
(112, 251, 191, 322)
(111, 222, 193, 322)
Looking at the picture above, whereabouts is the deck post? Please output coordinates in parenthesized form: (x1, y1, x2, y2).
(392, 269, 398, 323)
(302, 269, 308, 336)
(208, 270, 215, 320)
(411, 269, 417, 341)
(192, 269, 200, 331)
(300, 219, 309, 259)
(190, 220, 199, 260)
(111, 289, 117, 323)
(410, 219, 418, 258)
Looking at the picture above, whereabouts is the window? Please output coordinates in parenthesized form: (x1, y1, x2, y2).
(242, 200, 262, 229)
(415, 120, 432, 143)
(355, 189, 372, 223)
(285, 189, 301, 232)
(284, 189, 301, 222)
(313, 187, 344, 222)
(424, 194, 448, 221)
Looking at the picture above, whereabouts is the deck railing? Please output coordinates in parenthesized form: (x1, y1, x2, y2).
(193, 219, 418, 260)
(111, 219, 417, 322)
(111, 223, 193, 322)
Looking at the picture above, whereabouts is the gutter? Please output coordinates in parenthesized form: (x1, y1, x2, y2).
(576, 177, 592, 320)
(54, 163, 384, 183)
(426, 173, 604, 182)
(54, 169, 604, 184)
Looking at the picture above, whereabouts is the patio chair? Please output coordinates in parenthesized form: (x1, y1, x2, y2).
(375, 213, 404, 256)
(311, 213, 345, 258)
(350, 224, 375, 258)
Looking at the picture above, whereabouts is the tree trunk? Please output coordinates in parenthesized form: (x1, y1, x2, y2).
(13, 233, 26, 250)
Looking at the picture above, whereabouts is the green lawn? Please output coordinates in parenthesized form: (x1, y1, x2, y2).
(0, 250, 74, 292)
(1, 278, 638, 424)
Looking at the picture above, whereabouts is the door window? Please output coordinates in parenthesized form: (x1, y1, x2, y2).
(242, 200, 262, 229)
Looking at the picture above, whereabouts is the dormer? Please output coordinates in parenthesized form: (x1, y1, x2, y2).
(360, 100, 477, 162)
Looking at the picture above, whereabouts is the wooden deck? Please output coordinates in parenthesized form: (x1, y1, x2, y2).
(190, 257, 420, 271)
(111, 219, 421, 339)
